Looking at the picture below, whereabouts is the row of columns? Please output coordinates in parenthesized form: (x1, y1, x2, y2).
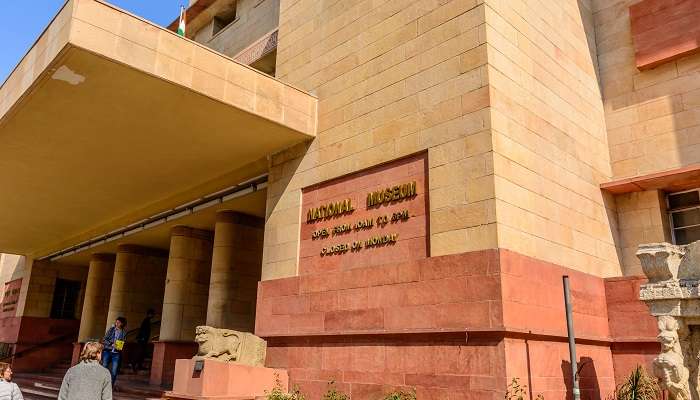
(75, 211, 264, 384)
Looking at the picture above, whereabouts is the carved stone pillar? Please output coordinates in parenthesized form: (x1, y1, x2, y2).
(638, 241, 700, 400)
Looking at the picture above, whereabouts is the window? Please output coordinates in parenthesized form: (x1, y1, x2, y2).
(212, 5, 237, 36)
(668, 189, 700, 245)
(50, 279, 82, 320)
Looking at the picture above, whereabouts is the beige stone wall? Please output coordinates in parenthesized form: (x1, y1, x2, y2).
(615, 190, 670, 276)
(0, 254, 26, 317)
(594, 0, 700, 179)
(20, 259, 88, 318)
(265, 0, 492, 280)
(193, 0, 280, 59)
(265, 0, 625, 279)
(485, 0, 620, 277)
(0, 254, 25, 301)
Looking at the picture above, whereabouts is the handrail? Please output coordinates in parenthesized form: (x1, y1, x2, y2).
(0, 329, 78, 363)
(124, 319, 161, 341)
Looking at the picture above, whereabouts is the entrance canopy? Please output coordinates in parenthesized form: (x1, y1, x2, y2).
(0, 0, 316, 258)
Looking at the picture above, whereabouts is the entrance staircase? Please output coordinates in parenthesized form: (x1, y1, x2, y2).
(14, 360, 165, 400)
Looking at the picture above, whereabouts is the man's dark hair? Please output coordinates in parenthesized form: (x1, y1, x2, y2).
(146, 309, 155, 316)
(116, 316, 127, 327)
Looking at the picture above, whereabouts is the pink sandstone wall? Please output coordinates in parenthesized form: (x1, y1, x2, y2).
(256, 249, 627, 399)
(629, 0, 700, 69)
(604, 276, 659, 386)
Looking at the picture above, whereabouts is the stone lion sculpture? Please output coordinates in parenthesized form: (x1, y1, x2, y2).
(193, 326, 266, 366)
(653, 316, 691, 400)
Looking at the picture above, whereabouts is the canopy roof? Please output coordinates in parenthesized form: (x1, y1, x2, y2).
(0, 0, 316, 258)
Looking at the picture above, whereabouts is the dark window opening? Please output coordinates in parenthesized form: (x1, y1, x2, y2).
(212, 5, 237, 36)
(668, 189, 700, 245)
(50, 278, 81, 320)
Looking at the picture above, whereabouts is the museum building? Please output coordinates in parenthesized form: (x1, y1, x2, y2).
(1, 0, 700, 398)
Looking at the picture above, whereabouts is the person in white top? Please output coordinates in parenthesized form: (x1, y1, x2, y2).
(0, 363, 23, 400)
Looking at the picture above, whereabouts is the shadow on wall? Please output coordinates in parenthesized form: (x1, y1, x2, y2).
(562, 357, 601, 400)
(576, 0, 602, 89)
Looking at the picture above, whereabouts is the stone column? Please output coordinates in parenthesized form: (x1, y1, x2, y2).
(160, 226, 213, 341)
(78, 253, 116, 342)
(150, 227, 212, 387)
(206, 211, 264, 332)
(107, 245, 168, 333)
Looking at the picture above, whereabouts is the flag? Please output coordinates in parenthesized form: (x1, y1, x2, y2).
(177, 6, 186, 36)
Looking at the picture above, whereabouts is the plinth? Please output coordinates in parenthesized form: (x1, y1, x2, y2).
(164, 359, 288, 400)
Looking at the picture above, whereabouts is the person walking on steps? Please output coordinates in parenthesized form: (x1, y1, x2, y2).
(101, 317, 127, 388)
(58, 342, 112, 400)
(0, 363, 23, 400)
(131, 309, 155, 373)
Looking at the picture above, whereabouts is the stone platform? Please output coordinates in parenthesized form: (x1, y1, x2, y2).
(164, 359, 287, 400)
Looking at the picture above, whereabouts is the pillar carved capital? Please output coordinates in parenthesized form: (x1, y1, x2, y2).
(637, 242, 685, 283)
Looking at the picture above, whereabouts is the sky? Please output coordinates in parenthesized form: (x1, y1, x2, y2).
(0, 0, 184, 83)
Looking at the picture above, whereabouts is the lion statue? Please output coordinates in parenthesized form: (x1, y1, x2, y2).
(193, 326, 266, 366)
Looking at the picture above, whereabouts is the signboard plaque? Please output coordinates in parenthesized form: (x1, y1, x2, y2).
(300, 153, 429, 273)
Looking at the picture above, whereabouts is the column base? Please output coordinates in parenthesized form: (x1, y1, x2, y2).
(165, 359, 287, 400)
(150, 341, 199, 387)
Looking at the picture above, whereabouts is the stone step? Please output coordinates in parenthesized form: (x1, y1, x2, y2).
(14, 375, 164, 400)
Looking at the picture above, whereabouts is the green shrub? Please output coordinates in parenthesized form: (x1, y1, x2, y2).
(608, 365, 660, 400)
(382, 388, 417, 400)
(323, 381, 349, 400)
(265, 373, 306, 400)
(505, 378, 544, 400)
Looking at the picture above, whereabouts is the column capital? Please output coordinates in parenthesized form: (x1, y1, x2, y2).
(90, 253, 116, 263)
(171, 226, 214, 241)
(216, 211, 264, 228)
(116, 244, 168, 257)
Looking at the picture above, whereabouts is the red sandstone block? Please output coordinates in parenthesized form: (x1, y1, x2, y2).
(400, 278, 468, 306)
(419, 256, 468, 280)
(605, 278, 640, 304)
(288, 346, 323, 369)
(465, 275, 500, 301)
(489, 300, 504, 328)
(339, 265, 399, 289)
(324, 308, 384, 332)
(321, 345, 353, 371)
(351, 345, 387, 372)
(368, 284, 403, 308)
(310, 291, 339, 312)
(265, 346, 289, 368)
(293, 380, 334, 400)
(343, 371, 406, 386)
(288, 312, 325, 333)
(414, 387, 452, 400)
(260, 277, 300, 298)
(350, 383, 396, 400)
(432, 345, 461, 375)
(255, 313, 290, 336)
(468, 376, 502, 392)
(384, 305, 438, 330)
(271, 295, 311, 315)
(404, 374, 470, 390)
(435, 301, 491, 329)
(398, 260, 421, 283)
(458, 346, 497, 377)
(400, 345, 437, 375)
(299, 272, 340, 293)
(337, 287, 369, 310)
